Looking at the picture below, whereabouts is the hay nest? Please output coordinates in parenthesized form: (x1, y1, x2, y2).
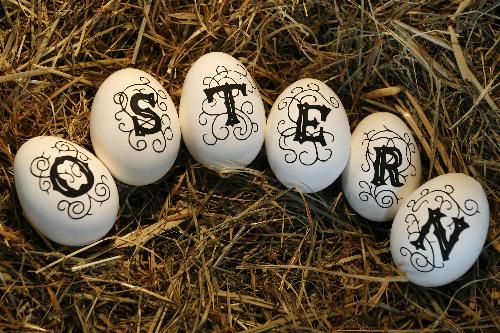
(0, 1, 498, 331)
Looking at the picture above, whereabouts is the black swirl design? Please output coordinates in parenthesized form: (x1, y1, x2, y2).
(30, 153, 52, 193)
(276, 82, 338, 166)
(358, 126, 416, 208)
(399, 185, 479, 272)
(400, 213, 444, 272)
(114, 76, 173, 153)
(358, 181, 398, 208)
(199, 65, 258, 145)
(30, 141, 111, 220)
(57, 175, 111, 219)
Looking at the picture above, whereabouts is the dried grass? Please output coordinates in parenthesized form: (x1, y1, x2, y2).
(0, 0, 498, 331)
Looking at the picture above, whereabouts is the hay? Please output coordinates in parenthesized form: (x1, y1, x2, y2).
(0, 0, 498, 331)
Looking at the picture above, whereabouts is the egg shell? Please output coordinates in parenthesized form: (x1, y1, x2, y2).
(265, 78, 351, 193)
(91, 68, 181, 186)
(179, 52, 266, 170)
(390, 173, 490, 287)
(341, 112, 421, 222)
(14, 136, 119, 246)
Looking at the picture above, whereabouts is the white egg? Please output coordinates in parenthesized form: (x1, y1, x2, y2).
(14, 136, 119, 246)
(91, 68, 181, 186)
(265, 78, 350, 193)
(179, 52, 266, 170)
(342, 112, 421, 222)
(390, 173, 489, 287)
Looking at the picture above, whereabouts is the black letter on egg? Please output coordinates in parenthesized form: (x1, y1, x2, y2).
(199, 65, 258, 145)
(371, 145, 404, 187)
(293, 102, 331, 146)
(130, 92, 162, 136)
(203, 83, 246, 127)
(49, 155, 94, 198)
(410, 207, 469, 261)
(399, 184, 478, 272)
(113, 76, 174, 153)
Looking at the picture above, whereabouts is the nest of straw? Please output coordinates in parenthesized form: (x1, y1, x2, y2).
(0, 1, 498, 331)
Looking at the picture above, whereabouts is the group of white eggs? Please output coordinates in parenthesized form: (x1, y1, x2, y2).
(14, 52, 489, 287)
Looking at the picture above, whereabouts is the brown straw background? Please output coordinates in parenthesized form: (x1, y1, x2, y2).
(0, 1, 498, 331)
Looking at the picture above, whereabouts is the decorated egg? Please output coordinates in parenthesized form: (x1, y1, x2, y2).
(390, 173, 490, 287)
(91, 68, 181, 186)
(265, 78, 350, 193)
(179, 52, 266, 170)
(341, 112, 421, 222)
(14, 136, 119, 246)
